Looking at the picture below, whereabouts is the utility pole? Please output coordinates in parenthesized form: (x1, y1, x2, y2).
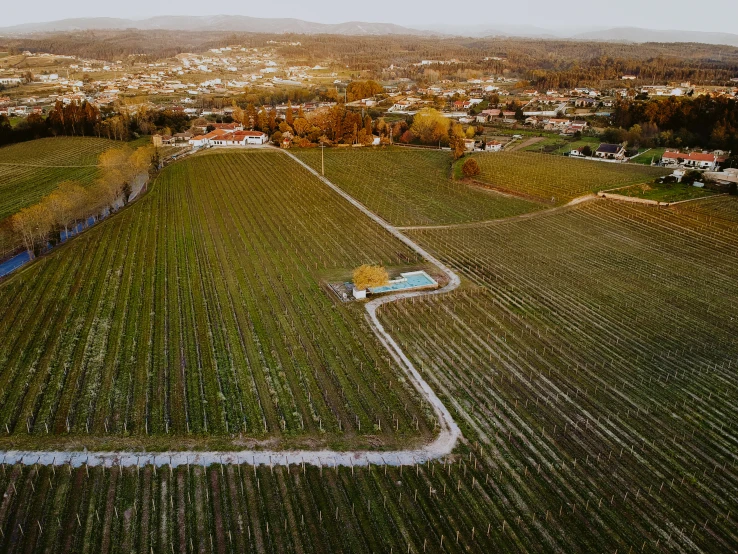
(321, 141, 325, 176)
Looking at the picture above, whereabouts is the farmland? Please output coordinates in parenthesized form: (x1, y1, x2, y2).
(0, 137, 121, 222)
(293, 147, 543, 226)
(471, 152, 669, 204)
(0, 146, 736, 552)
(0, 150, 433, 450)
(381, 197, 738, 551)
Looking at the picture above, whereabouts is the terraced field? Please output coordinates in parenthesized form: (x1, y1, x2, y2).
(293, 148, 543, 226)
(0, 137, 120, 221)
(471, 152, 669, 204)
(0, 150, 433, 450)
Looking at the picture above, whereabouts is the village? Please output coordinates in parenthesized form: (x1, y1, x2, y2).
(1, 43, 736, 180)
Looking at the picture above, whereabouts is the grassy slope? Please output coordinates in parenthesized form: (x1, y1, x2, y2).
(0, 150, 432, 450)
(630, 147, 667, 165)
(292, 147, 543, 226)
(472, 151, 670, 204)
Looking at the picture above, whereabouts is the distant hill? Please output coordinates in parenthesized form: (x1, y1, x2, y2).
(570, 27, 738, 47)
(3, 17, 738, 48)
(0, 15, 433, 36)
(421, 23, 738, 47)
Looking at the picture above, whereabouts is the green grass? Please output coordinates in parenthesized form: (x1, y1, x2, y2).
(0, 136, 122, 221)
(613, 181, 716, 203)
(629, 147, 667, 165)
(292, 147, 543, 226)
(471, 151, 670, 204)
(0, 150, 432, 450)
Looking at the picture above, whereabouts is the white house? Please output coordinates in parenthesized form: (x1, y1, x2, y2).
(662, 151, 721, 171)
(242, 131, 268, 145)
(209, 130, 268, 146)
(485, 141, 502, 152)
(595, 143, 626, 160)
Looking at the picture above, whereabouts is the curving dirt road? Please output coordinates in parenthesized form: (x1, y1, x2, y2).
(0, 150, 463, 468)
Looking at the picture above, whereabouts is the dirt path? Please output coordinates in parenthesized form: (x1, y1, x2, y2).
(507, 136, 544, 152)
(397, 194, 598, 231)
(0, 149, 462, 468)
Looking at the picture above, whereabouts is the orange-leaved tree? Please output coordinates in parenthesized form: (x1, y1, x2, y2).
(461, 158, 481, 178)
(353, 264, 389, 291)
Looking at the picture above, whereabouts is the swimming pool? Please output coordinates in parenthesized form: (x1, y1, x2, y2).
(369, 271, 438, 294)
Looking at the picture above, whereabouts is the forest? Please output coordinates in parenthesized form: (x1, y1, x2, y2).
(607, 95, 738, 152)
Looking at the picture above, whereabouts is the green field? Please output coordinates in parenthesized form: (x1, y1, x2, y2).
(389, 198, 738, 552)
(0, 137, 120, 221)
(293, 147, 543, 226)
(471, 152, 670, 204)
(0, 151, 735, 553)
(521, 136, 600, 155)
(630, 148, 667, 165)
(0, 150, 432, 450)
(613, 181, 716, 203)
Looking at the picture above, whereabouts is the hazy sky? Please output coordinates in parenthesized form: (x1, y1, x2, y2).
(4, 0, 738, 34)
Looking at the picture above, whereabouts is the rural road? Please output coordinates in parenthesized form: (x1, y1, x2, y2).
(0, 149, 463, 468)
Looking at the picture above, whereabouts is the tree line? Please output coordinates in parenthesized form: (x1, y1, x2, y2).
(608, 94, 738, 152)
(9, 145, 156, 259)
(0, 101, 198, 147)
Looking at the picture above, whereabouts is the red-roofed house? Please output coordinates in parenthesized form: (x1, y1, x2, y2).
(662, 151, 721, 170)
(189, 128, 230, 147)
(210, 130, 269, 146)
(211, 122, 244, 131)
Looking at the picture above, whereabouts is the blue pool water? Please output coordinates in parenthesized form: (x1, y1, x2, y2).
(369, 271, 437, 294)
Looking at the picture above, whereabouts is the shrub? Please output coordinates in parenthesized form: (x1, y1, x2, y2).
(462, 158, 481, 178)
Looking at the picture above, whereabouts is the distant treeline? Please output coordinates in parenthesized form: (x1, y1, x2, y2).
(0, 102, 192, 146)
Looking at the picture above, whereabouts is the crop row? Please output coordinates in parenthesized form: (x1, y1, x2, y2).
(1, 440, 729, 554)
(0, 137, 118, 222)
(0, 150, 432, 447)
(372, 197, 738, 551)
(292, 148, 542, 226)
(471, 152, 670, 204)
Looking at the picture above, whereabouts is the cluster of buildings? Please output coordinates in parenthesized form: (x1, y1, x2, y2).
(569, 143, 730, 170)
(661, 150, 728, 171)
(152, 123, 268, 147)
(189, 128, 268, 147)
(0, 45, 340, 119)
